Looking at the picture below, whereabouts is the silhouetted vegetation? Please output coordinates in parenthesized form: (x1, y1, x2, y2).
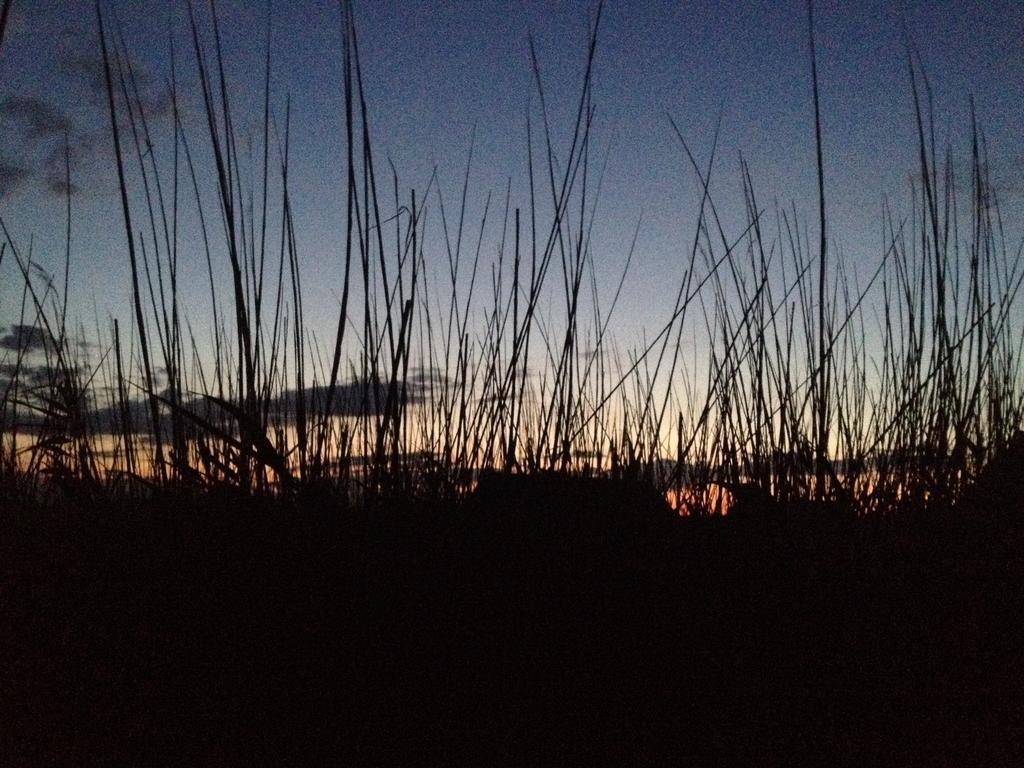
(2, 1, 1023, 764)
(4, 475, 1023, 764)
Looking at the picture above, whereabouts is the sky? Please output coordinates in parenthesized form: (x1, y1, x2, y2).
(0, 0, 1022, 356)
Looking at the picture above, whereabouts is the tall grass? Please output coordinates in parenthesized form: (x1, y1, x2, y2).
(1, 0, 1021, 515)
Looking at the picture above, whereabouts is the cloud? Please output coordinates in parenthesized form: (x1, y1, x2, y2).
(61, 53, 108, 105)
(0, 95, 74, 139)
(0, 324, 53, 353)
(44, 174, 79, 197)
(0, 95, 86, 199)
(0, 362, 54, 388)
(909, 154, 1024, 204)
(62, 50, 174, 121)
(407, 366, 451, 387)
(280, 381, 424, 419)
(38, 140, 90, 197)
(0, 372, 434, 436)
(0, 49, 176, 202)
(0, 161, 30, 197)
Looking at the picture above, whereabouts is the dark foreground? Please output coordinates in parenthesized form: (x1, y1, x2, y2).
(3, 477, 1023, 766)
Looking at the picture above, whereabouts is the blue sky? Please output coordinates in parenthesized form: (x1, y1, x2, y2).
(1, 0, 1022, 349)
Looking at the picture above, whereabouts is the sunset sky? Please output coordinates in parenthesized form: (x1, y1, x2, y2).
(1, 0, 1022, 349)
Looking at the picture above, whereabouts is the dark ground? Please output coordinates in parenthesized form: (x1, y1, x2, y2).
(3, 475, 1022, 766)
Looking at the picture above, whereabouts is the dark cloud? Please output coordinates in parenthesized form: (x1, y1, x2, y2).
(44, 175, 78, 197)
(6, 395, 169, 437)
(0, 360, 89, 395)
(0, 161, 30, 197)
(42, 137, 96, 170)
(62, 53, 109, 106)
(406, 366, 451, 387)
(0, 374, 432, 436)
(0, 95, 74, 139)
(0, 324, 53, 353)
(910, 155, 1024, 204)
(38, 139, 91, 197)
(62, 50, 174, 121)
(0, 363, 50, 388)
(0, 50, 175, 201)
(0, 95, 86, 199)
(280, 381, 413, 418)
(86, 398, 153, 436)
